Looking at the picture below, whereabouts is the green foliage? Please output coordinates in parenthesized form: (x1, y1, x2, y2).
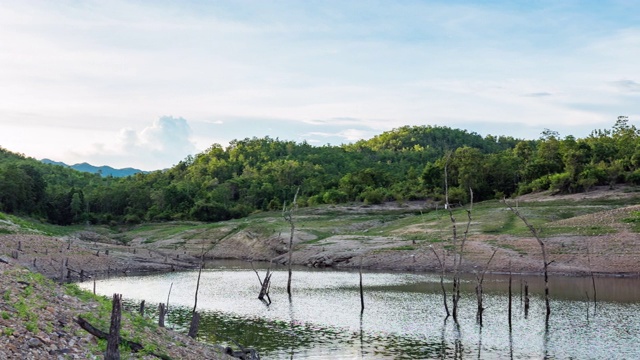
(1, 120, 640, 225)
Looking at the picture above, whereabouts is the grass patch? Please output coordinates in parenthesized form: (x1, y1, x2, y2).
(388, 245, 416, 251)
(623, 211, 640, 232)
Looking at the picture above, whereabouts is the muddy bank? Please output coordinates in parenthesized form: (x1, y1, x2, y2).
(0, 234, 201, 282)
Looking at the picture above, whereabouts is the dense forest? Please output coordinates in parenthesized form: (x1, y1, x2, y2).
(1, 117, 639, 226)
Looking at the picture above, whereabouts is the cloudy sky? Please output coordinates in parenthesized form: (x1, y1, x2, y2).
(1, 0, 639, 170)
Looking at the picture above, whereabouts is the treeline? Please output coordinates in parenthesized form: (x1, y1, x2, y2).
(1, 118, 639, 226)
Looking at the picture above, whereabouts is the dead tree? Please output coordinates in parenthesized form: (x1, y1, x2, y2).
(188, 311, 200, 338)
(586, 242, 597, 312)
(430, 246, 450, 318)
(192, 262, 204, 314)
(251, 260, 273, 305)
(166, 282, 173, 315)
(504, 199, 551, 320)
(75, 317, 172, 360)
(524, 281, 530, 318)
(475, 249, 497, 326)
(449, 188, 473, 322)
(508, 262, 512, 329)
(359, 256, 365, 314)
(106, 294, 122, 360)
(158, 303, 166, 327)
(283, 187, 300, 297)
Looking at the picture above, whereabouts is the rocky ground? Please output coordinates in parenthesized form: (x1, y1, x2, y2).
(0, 259, 233, 359)
(1, 186, 639, 358)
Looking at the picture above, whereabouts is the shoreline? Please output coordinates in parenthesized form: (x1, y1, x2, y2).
(3, 232, 640, 282)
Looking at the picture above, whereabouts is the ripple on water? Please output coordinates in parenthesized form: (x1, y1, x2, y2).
(80, 266, 640, 359)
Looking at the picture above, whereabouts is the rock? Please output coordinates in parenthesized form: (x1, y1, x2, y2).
(27, 337, 42, 348)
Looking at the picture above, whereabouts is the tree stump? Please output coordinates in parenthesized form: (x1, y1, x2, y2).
(106, 294, 122, 360)
(188, 311, 200, 338)
(158, 303, 166, 327)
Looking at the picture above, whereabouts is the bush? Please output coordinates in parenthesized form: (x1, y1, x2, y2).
(549, 172, 572, 193)
(361, 188, 386, 205)
(626, 169, 640, 185)
(322, 189, 348, 204)
(307, 195, 323, 206)
(189, 202, 230, 222)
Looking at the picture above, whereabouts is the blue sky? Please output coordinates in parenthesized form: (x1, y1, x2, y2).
(1, 0, 639, 170)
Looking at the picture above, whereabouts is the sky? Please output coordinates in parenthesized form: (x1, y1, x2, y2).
(1, 0, 639, 171)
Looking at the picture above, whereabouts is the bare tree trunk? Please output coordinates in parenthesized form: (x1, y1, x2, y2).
(158, 303, 166, 328)
(504, 199, 551, 320)
(444, 151, 451, 209)
(105, 294, 122, 360)
(192, 262, 203, 313)
(430, 246, 449, 317)
(524, 281, 530, 318)
(283, 187, 300, 297)
(359, 256, 365, 314)
(166, 282, 173, 315)
(586, 242, 597, 312)
(188, 311, 200, 338)
(450, 188, 473, 323)
(508, 262, 512, 330)
(251, 260, 273, 305)
(475, 249, 497, 327)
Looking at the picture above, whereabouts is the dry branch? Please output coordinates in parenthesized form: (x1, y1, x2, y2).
(283, 186, 300, 297)
(504, 199, 551, 320)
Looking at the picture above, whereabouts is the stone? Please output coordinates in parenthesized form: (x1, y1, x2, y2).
(27, 337, 42, 348)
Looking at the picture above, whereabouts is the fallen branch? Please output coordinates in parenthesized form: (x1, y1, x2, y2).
(74, 316, 172, 360)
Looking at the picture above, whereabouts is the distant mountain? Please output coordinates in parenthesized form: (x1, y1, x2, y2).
(41, 159, 147, 177)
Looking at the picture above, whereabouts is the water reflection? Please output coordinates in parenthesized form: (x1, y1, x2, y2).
(80, 260, 640, 359)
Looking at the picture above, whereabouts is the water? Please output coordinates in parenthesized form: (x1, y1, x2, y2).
(79, 260, 640, 359)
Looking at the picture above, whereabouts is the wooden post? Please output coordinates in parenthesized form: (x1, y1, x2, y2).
(139, 300, 145, 317)
(158, 303, 166, 327)
(188, 311, 200, 338)
(93, 279, 96, 295)
(105, 294, 122, 360)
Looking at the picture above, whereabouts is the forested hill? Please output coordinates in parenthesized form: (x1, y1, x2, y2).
(40, 159, 146, 177)
(1, 120, 639, 226)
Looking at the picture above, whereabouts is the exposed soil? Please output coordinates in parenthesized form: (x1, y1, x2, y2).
(200, 187, 640, 277)
(1, 186, 639, 282)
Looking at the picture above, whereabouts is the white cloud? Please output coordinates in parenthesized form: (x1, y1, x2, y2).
(2, 1, 640, 167)
(76, 116, 197, 170)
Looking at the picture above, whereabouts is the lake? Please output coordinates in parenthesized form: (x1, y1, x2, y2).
(79, 260, 640, 359)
